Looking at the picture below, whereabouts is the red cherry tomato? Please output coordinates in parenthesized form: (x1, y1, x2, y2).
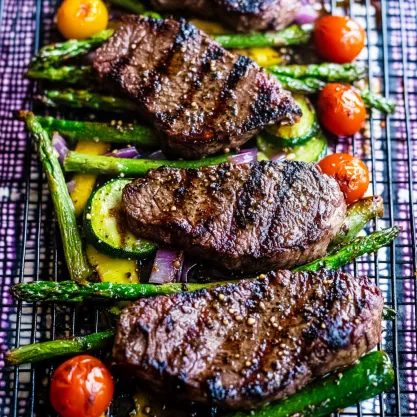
(314, 15, 365, 63)
(318, 153, 370, 204)
(50, 355, 114, 417)
(317, 83, 366, 136)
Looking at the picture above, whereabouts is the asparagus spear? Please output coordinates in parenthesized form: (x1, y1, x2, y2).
(274, 75, 396, 114)
(109, 0, 162, 17)
(19, 111, 92, 283)
(38, 89, 142, 113)
(328, 196, 384, 252)
(5, 331, 114, 366)
(293, 226, 401, 272)
(28, 114, 158, 148)
(10, 280, 234, 303)
(228, 351, 394, 417)
(63, 151, 231, 175)
(27, 65, 93, 85)
(214, 24, 311, 49)
(267, 63, 367, 83)
(361, 90, 397, 114)
(29, 29, 114, 69)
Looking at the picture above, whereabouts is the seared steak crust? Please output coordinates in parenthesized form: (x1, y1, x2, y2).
(151, 0, 300, 33)
(122, 160, 347, 272)
(94, 16, 301, 159)
(114, 270, 383, 409)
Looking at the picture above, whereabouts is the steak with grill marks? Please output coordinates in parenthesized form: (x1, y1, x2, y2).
(93, 16, 301, 159)
(114, 270, 383, 409)
(150, 0, 300, 33)
(122, 160, 347, 272)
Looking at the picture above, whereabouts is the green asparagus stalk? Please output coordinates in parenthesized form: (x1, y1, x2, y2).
(228, 351, 394, 417)
(27, 65, 93, 85)
(214, 25, 311, 49)
(63, 151, 231, 175)
(38, 89, 142, 113)
(328, 196, 384, 252)
(361, 90, 397, 114)
(267, 63, 367, 83)
(109, 0, 162, 18)
(274, 75, 395, 114)
(293, 226, 401, 272)
(19, 111, 92, 283)
(28, 115, 158, 148)
(10, 280, 235, 303)
(29, 29, 114, 69)
(5, 331, 114, 366)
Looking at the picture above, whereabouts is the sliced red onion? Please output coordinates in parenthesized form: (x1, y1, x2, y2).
(229, 148, 258, 165)
(52, 132, 70, 164)
(147, 150, 166, 160)
(105, 146, 142, 159)
(294, 5, 319, 25)
(66, 180, 76, 194)
(270, 152, 286, 161)
(149, 250, 184, 284)
(180, 259, 197, 283)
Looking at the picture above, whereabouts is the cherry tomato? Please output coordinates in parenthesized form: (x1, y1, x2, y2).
(318, 153, 369, 204)
(57, 0, 108, 40)
(314, 15, 365, 63)
(50, 355, 114, 417)
(317, 83, 366, 136)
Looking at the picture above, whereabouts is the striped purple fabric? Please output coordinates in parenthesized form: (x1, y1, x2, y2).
(0, 0, 416, 416)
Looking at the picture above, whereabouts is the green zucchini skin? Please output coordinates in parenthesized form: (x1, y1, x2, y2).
(83, 179, 157, 259)
(228, 351, 394, 417)
(265, 95, 319, 147)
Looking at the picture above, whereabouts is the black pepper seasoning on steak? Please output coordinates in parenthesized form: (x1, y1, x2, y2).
(114, 270, 383, 409)
(122, 160, 347, 272)
(93, 16, 301, 159)
(150, 0, 300, 33)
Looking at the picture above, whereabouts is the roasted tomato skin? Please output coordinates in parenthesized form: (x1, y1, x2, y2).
(314, 15, 365, 63)
(317, 83, 366, 136)
(318, 153, 370, 204)
(57, 0, 108, 40)
(50, 355, 114, 417)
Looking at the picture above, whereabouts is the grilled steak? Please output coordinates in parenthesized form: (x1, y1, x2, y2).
(150, 0, 300, 33)
(114, 270, 383, 409)
(94, 16, 301, 159)
(122, 160, 347, 272)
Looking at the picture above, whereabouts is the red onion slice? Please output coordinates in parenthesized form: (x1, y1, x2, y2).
(294, 5, 319, 25)
(149, 250, 184, 284)
(52, 132, 70, 164)
(180, 259, 197, 283)
(270, 152, 286, 161)
(229, 148, 258, 164)
(105, 146, 142, 159)
(66, 180, 76, 194)
(147, 150, 166, 160)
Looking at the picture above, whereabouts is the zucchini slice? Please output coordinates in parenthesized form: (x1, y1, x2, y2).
(265, 95, 319, 147)
(86, 245, 140, 284)
(84, 179, 157, 259)
(257, 132, 328, 163)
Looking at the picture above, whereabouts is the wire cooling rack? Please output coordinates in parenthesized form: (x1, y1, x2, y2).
(0, 0, 416, 416)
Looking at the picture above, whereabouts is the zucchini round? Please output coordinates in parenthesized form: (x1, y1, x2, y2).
(84, 179, 157, 259)
(265, 95, 319, 147)
(257, 132, 328, 163)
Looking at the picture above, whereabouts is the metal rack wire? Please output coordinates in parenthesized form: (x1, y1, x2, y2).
(0, 0, 415, 416)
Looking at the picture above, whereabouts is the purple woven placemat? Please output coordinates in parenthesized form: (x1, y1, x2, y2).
(0, 0, 416, 416)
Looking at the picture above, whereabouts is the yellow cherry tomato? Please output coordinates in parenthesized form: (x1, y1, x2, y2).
(57, 0, 108, 40)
